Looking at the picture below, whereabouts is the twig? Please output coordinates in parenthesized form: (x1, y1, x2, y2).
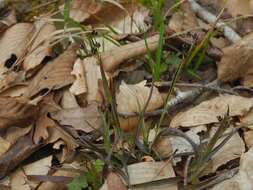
(153, 81, 238, 95)
(188, 0, 241, 43)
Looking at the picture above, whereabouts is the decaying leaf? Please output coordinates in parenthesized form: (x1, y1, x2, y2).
(82, 56, 104, 102)
(23, 21, 55, 71)
(169, 2, 198, 33)
(10, 156, 52, 190)
(125, 161, 178, 190)
(100, 172, 127, 190)
(117, 81, 163, 115)
(51, 102, 101, 133)
(244, 130, 253, 149)
(69, 58, 87, 96)
(211, 147, 253, 190)
(117, 81, 163, 131)
(25, 45, 77, 98)
(46, 125, 78, 151)
(5, 125, 32, 145)
(210, 128, 245, 172)
(126, 161, 176, 185)
(0, 23, 33, 67)
(66, 0, 102, 23)
(0, 137, 10, 157)
(217, 33, 253, 86)
(218, 0, 252, 17)
(171, 95, 253, 128)
(33, 94, 61, 144)
(0, 96, 38, 130)
(60, 89, 79, 109)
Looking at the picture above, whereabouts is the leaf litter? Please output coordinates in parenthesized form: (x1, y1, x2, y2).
(1, 0, 253, 190)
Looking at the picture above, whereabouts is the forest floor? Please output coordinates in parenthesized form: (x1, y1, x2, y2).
(1, 0, 253, 189)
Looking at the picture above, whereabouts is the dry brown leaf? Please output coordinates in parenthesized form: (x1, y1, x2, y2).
(117, 81, 163, 115)
(240, 108, 253, 129)
(51, 102, 101, 133)
(47, 125, 78, 151)
(61, 89, 79, 109)
(82, 56, 104, 102)
(0, 23, 33, 91)
(25, 45, 77, 98)
(117, 81, 163, 131)
(10, 156, 52, 190)
(244, 130, 253, 149)
(211, 147, 253, 190)
(100, 172, 127, 190)
(219, 0, 252, 17)
(69, 58, 87, 96)
(0, 96, 38, 130)
(169, 2, 198, 33)
(217, 33, 253, 86)
(4, 125, 32, 146)
(0, 137, 10, 157)
(126, 161, 176, 187)
(210, 128, 245, 172)
(33, 94, 61, 144)
(66, 0, 102, 23)
(0, 23, 33, 67)
(23, 21, 55, 71)
(171, 95, 253, 128)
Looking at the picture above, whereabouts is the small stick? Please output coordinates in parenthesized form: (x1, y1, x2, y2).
(188, 0, 241, 43)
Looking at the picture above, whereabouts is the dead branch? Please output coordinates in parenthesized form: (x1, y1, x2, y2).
(188, 0, 241, 43)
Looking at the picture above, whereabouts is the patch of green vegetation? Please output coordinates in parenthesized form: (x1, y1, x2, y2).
(67, 159, 104, 190)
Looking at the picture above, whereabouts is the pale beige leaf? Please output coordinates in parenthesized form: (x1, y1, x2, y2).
(101, 172, 127, 190)
(244, 130, 253, 149)
(171, 95, 253, 128)
(23, 21, 55, 71)
(117, 81, 163, 115)
(169, 2, 198, 33)
(0, 23, 33, 67)
(218, 33, 253, 86)
(51, 102, 101, 133)
(82, 56, 104, 102)
(10, 156, 52, 190)
(69, 59, 87, 96)
(220, 0, 252, 17)
(211, 147, 253, 190)
(210, 128, 245, 172)
(126, 161, 176, 185)
(67, 0, 102, 22)
(0, 137, 10, 157)
(240, 108, 253, 129)
(61, 89, 79, 109)
(25, 46, 77, 98)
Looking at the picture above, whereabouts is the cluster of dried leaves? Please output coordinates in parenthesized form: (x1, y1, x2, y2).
(1, 0, 253, 190)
